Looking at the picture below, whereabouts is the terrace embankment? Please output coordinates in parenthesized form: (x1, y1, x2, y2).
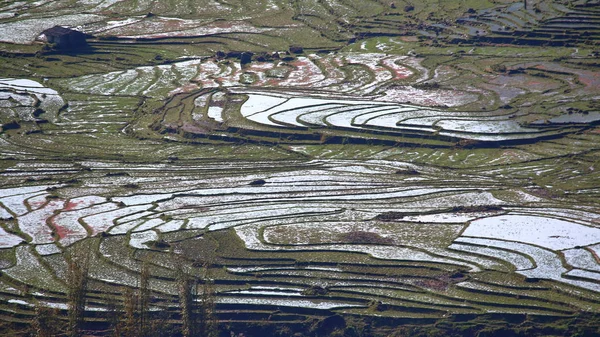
(0, 156, 600, 335)
(132, 51, 600, 149)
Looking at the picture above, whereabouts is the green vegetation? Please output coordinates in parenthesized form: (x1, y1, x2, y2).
(1, 0, 600, 336)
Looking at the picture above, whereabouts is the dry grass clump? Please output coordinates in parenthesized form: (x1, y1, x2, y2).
(339, 231, 394, 245)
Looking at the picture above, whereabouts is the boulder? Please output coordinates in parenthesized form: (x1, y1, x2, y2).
(240, 52, 253, 65)
(289, 45, 304, 54)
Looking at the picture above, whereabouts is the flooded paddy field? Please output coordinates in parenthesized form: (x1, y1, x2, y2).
(1, 0, 600, 336)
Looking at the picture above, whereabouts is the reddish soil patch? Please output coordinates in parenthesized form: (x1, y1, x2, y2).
(161, 19, 187, 31)
(502, 150, 520, 159)
(49, 216, 74, 239)
(28, 199, 47, 209)
(181, 122, 211, 134)
(414, 278, 449, 291)
(399, 36, 419, 42)
(171, 83, 200, 95)
(286, 58, 322, 85)
(383, 58, 413, 79)
(64, 200, 84, 211)
(577, 71, 600, 88)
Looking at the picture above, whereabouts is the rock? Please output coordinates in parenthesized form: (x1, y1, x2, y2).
(375, 211, 406, 221)
(302, 285, 328, 296)
(226, 51, 242, 58)
(249, 179, 266, 186)
(253, 52, 271, 62)
(33, 108, 45, 117)
(289, 45, 304, 54)
(240, 52, 253, 66)
(1, 121, 21, 131)
(215, 50, 226, 59)
(395, 168, 420, 175)
(150, 239, 170, 249)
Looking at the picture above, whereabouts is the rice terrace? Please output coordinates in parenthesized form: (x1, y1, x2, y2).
(1, 0, 600, 336)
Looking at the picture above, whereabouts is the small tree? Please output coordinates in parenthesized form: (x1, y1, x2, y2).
(105, 293, 122, 337)
(139, 261, 151, 336)
(32, 304, 63, 337)
(122, 287, 137, 337)
(67, 242, 91, 337)
(177, 267, 197, 337)
(197, 263, 217, 337)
